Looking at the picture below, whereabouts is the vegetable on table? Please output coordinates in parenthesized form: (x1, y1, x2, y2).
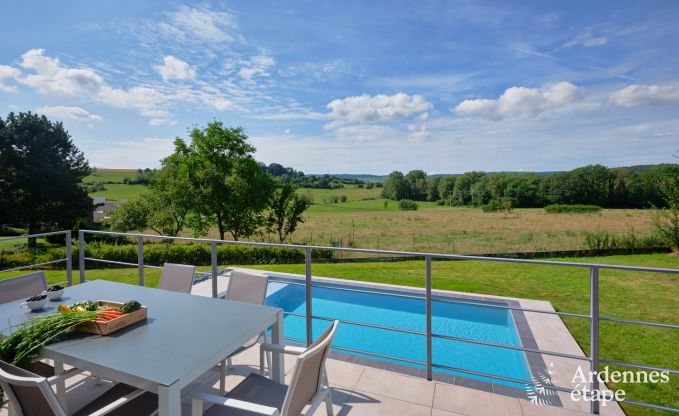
(118, 300, 141, 314)
(0, 311, 99, 369)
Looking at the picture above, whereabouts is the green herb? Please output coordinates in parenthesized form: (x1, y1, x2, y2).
(118, 300, 141, 314)
(69, 300, 99, 311)
(0, 311, 99, 369)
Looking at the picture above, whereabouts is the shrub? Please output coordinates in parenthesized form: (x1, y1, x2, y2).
(544, 204, 601, 213)
(582, 230, 666, 251)
(0, 242, 334, 269)
(398, 200, 418, 211)
(339, 195, 348, 202)
(482, 198, 512, 213)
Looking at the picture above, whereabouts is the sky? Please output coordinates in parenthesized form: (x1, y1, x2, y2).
(1, 0, 678, 174)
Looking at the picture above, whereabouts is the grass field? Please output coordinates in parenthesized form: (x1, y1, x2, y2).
(84, 169, 146, 201)
(82, 172, 659, 254)
(2, 253, 676, 415)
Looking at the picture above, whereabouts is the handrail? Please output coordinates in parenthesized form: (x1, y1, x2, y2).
(0, 230, 73, 286)
(79, 229, 679, 274)
(28, 229, 679, 414)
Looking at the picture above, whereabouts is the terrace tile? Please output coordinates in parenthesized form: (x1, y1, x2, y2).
(433, 382, 524, 416)
(354, 366, 436, 407)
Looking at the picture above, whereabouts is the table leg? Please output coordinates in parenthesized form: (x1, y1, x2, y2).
(54, 361, 68, 414)
(158, 384, 181, 416)
(271, 310, 285, 383)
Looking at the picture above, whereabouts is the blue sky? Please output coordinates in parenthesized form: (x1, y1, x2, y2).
(1, 0, 678, 173)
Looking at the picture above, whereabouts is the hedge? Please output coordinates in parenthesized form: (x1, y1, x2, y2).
(544, 204, 602, 213)
(0, 242, 334, 269)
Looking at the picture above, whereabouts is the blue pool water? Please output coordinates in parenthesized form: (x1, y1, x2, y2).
(264, 278, 532, 388)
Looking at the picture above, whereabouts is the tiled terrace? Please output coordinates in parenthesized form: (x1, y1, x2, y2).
(1, 344, 625, 416)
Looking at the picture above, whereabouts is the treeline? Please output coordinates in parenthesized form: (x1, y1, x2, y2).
(261, 163, 366, 189)
(382, 164, 679, 208)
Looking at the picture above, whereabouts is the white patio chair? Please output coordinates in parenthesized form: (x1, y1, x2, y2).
(157, 263, 196, 294)
(0, 359, 158, 416)
(0, 271, 47, 304)
(193, 320, 339, 416)
(216, 271, 271, 394)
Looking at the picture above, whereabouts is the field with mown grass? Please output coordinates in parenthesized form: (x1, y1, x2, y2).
(1, 253, 676, 415)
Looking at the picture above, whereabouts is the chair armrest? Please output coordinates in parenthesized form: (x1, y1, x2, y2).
(192, 392, 280, 416)
(260, 343, 306, 355)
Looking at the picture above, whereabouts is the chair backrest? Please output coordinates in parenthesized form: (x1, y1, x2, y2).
(281, 321, 339, 416)
(0, 360, 65, 416)
(0, 271, 47, 304)
(158, 263, 195, 294)
(225, 271, 268, 305)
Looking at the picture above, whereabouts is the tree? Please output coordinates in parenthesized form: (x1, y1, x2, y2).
(166, 122, 275, 240)
(108, 161, 195, 237)
(405, 170, 427, 200)
(267, 182, 311, 243)
(381, 171, 409, 200)
(437, 176, 456, 204)
(0, 112, 90, 245)
(653, 177, 679, 252)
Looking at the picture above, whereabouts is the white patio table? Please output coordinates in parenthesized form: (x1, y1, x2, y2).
(0, 279, 285, 416)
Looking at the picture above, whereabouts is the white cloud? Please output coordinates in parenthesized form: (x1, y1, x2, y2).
(36, 105, 103, 121)
(238, 55, 276, 81)
(149, 118, 177, 126)
(89, 138, 175, 168)
(212, 98, 233, 111)
(563, 28, 608, 49)
(156, 56, 196, 81)
(330, 124, 399, 142)
(610, 84, 679, 107)
(18, 49, 103, 95)
(163, 5, 238, 43)
(0, 65, 20, 92)
(454, 82, 581, 119)
(98, 85, 168, 116)
(326, 93, 432, 124)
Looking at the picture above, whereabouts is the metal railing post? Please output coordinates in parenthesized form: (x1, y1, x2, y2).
(137, 236, 144, 286)
(305, 247, 313, 346)
(425, 255, 433, 381)
(65, 231, 72, 287)
(78, 230, 85, 283)
(590, 266, 600, 414)
(211, 242, 218, 298)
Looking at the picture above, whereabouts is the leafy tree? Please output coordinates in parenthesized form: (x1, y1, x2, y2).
(0, 112, 90, 246)
(166, 122, 275, 240)
(405, 170, 427, 200)
(653, 177, 679, 252)
(109, 161, 195, 237)
(381, 171, 409, 200)
(267, 182, 311, 243)
(437, 176, 456, 204)
(109, 198, 152, 233)
(451, 171, 485, 205)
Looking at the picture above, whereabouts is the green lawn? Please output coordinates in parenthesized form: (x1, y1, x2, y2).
(3, 254, 675, 415)
(84, 170, 138, 184)
(89, 184, 147, 201)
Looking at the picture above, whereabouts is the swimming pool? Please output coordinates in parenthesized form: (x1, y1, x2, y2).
(264, 277, 533, 389)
